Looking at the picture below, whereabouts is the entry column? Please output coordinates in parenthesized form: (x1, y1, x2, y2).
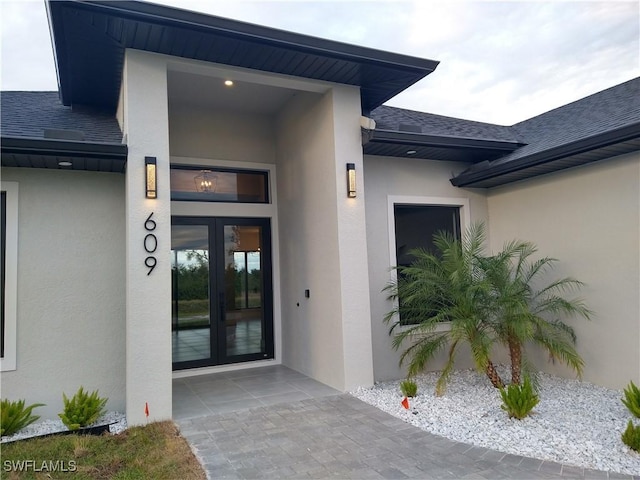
(121, 50, 172, 425)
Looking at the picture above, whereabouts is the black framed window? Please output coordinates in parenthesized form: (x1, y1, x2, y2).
(393, 204, 461, 325)
(1, 191, 6, 358)
(170, 166, 269, 203)
(394, 204, 461, 268)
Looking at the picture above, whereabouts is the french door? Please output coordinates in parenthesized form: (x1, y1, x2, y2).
(171, 217, 274, 369)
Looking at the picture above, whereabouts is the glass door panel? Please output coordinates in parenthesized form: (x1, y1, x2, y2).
(171, 224, 211, 365)
(223, 225, 264, 357)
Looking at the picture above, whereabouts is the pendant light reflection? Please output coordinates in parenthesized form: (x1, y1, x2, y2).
(194, 170, 218, 193)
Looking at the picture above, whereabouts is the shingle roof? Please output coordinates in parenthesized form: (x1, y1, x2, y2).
(450, 77, 640, 187)
(371, 106, 519, 143)
(367, 78, 640, 187)
(1, 91, 123, 144)
(498, 76, 640, 164)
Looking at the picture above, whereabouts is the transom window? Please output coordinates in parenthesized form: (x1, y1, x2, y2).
(170, 166, 269, 203)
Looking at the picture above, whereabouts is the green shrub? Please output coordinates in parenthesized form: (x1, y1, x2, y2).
(499, 376, 539, 420)
(1, 399, 45, 437)
(400, 379, 418, 397)
(58, 387, 108, 431)
(622, 420, 640, 452)
(622, 381, 640, 418)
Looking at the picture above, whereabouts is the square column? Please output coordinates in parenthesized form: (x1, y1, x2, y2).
(120, 50, 172, 425)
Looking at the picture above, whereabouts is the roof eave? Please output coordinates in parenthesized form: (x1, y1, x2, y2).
(450, 122, 640, 187)
(370, 129, 525, 151)
(47, 0, 439, 112)
(1, 136, 127, 158)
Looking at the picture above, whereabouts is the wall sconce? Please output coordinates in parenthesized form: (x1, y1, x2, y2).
(145, 156, 157, 199)
(347, 163, 356, 198)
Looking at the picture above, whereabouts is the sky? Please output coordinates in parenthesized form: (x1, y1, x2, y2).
(1, 0, 638, 125)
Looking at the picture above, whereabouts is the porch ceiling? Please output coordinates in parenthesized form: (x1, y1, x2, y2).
(47, 0, 439, 114)
(168, 71, 298, 115)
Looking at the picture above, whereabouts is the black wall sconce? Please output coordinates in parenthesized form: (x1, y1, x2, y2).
(347, 163, 356, 198)
(145, 156, 157, 199)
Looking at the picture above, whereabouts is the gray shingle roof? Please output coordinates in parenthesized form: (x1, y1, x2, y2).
(495, 76, 640, 165)
(1, 91, 123, 144)
(371, 106, 520, 143)
(449, 77, 640, 187)
(370, 78, 640, 187)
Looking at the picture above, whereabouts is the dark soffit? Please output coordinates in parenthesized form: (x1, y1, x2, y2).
(364, 129, 525, 163)
(1, 136, 128, 173)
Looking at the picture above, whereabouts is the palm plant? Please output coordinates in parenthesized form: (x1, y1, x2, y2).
(384, 222, 504, 395)
(481, 240, 591, 385)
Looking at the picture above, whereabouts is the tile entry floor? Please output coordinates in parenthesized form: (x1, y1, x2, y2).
(172, 364, 341, 420)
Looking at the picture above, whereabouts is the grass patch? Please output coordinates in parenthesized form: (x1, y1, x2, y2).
(1, 421, 205, 479)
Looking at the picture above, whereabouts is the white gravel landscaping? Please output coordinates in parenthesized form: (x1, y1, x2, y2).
(0, 412, 127, 444)
(352, 368, 640, 476)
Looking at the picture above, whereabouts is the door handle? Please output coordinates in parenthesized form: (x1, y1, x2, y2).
(219, 292, 226, 323)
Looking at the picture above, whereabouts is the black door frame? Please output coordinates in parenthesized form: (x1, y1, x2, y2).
(171, 216, 274, 370)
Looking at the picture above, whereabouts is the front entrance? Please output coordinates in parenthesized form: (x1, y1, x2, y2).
(171, 216, 274, 369)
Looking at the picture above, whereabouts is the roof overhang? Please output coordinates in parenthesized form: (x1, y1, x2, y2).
(1, 136, 128, 173)
(46, 0, 439, 113)
(363, 129, 525, 163)
(450, 123, 640, 188)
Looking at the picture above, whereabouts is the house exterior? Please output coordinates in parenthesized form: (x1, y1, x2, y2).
(1, 0, 638, 426)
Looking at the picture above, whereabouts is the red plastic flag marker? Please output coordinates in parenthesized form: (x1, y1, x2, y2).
(144, 402, 149, 418)
(401, 397, 409, 410)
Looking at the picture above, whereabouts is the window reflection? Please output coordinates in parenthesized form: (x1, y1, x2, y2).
(170, 167, 268, 203)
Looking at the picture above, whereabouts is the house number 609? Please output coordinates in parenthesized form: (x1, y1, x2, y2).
(144, 212, 157, 275)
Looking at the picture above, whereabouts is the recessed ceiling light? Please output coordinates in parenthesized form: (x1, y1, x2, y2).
(224, 80, 234, 87)
(58, 161, 73, 167)
(406, 150, 417, 155)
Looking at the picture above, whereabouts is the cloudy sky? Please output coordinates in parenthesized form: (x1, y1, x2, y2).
(1, 0, 638, 125)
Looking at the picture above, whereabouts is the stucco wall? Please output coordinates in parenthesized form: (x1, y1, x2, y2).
(487, 153, 640, 388)
(275, 91, 346, 389)
(0, 168, 126, 420)
(169, 106, 276, 163)
(275, 87, 374, 391)
(363, 155, 490, 382)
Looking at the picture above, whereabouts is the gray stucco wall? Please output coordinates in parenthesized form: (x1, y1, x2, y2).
(1, 168, 126, 420)
(363, 155, 490, 382)
(487, 152, 640, 389)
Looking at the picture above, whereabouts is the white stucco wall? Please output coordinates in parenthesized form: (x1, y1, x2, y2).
(169, 106, 276, 163)
(363, 155, 490, 382)
(0, 168, 125, 420)
(120, 49, 173, 425)
(487, 153, 640, 388)
(275, 87, 374, 391)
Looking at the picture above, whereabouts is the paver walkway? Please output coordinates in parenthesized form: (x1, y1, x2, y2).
(176, 394, 635, 479)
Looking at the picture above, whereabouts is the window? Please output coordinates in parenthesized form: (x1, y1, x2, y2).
(388, 196, 469, 326)
(170, 166, 269, 203)
(1, 191, 5, 359)
(394, 205, 461, 268)
(1, 182, 18, 371)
